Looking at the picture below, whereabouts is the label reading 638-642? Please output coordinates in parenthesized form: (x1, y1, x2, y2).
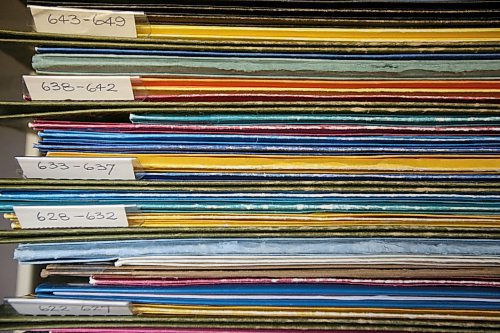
(23, 75, 135, 101)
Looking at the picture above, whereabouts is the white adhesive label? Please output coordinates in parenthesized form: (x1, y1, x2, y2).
(7, 298, 133, 316)
(17, 157, 136, 180)
(14, 205, 130, 229)
(29, 5, 139, 38)
(23, 76, 135, 101)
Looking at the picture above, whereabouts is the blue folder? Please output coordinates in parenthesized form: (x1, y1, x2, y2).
(14, 238, 500, 264)
(34, 283, 500, 310)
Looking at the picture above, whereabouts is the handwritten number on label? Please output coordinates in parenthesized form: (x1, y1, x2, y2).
(107, 163, 116, 175)
(81, 305, 110, 313)
(85, 83, 118, 93)
(92, 15, 126, 27)
(86, 83, 118, 93)
(40, 82, 119, 94)
(37, 212, 70, 222)
(69, 14, 81, 24)
(83, 163, 116, 175)
(37, 304, 111, 314)
(47, 14, 81, 25)
(38, 305, 70, 312)
(37, 162, 116, 175)
(85, 212, 117, 220)
(47, 14, 126, 27)
(37, 161, 71, 170)
(36, 211, 119, 222)
(41, 81, 75, 92)
(107, 84, 118, 92)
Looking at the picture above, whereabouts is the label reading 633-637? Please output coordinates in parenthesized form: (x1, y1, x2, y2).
(16, 157, 136, 180)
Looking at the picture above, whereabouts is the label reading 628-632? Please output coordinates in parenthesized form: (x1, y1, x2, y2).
(13, 205, 130, 229)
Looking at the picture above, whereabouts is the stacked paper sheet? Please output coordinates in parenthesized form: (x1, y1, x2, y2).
(0, 0, 499, 332)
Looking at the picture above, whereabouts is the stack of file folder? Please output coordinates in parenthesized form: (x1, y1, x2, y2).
(0, 0, 499, 332)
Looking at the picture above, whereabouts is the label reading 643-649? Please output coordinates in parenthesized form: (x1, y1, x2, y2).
(29, 5, 140, 38)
